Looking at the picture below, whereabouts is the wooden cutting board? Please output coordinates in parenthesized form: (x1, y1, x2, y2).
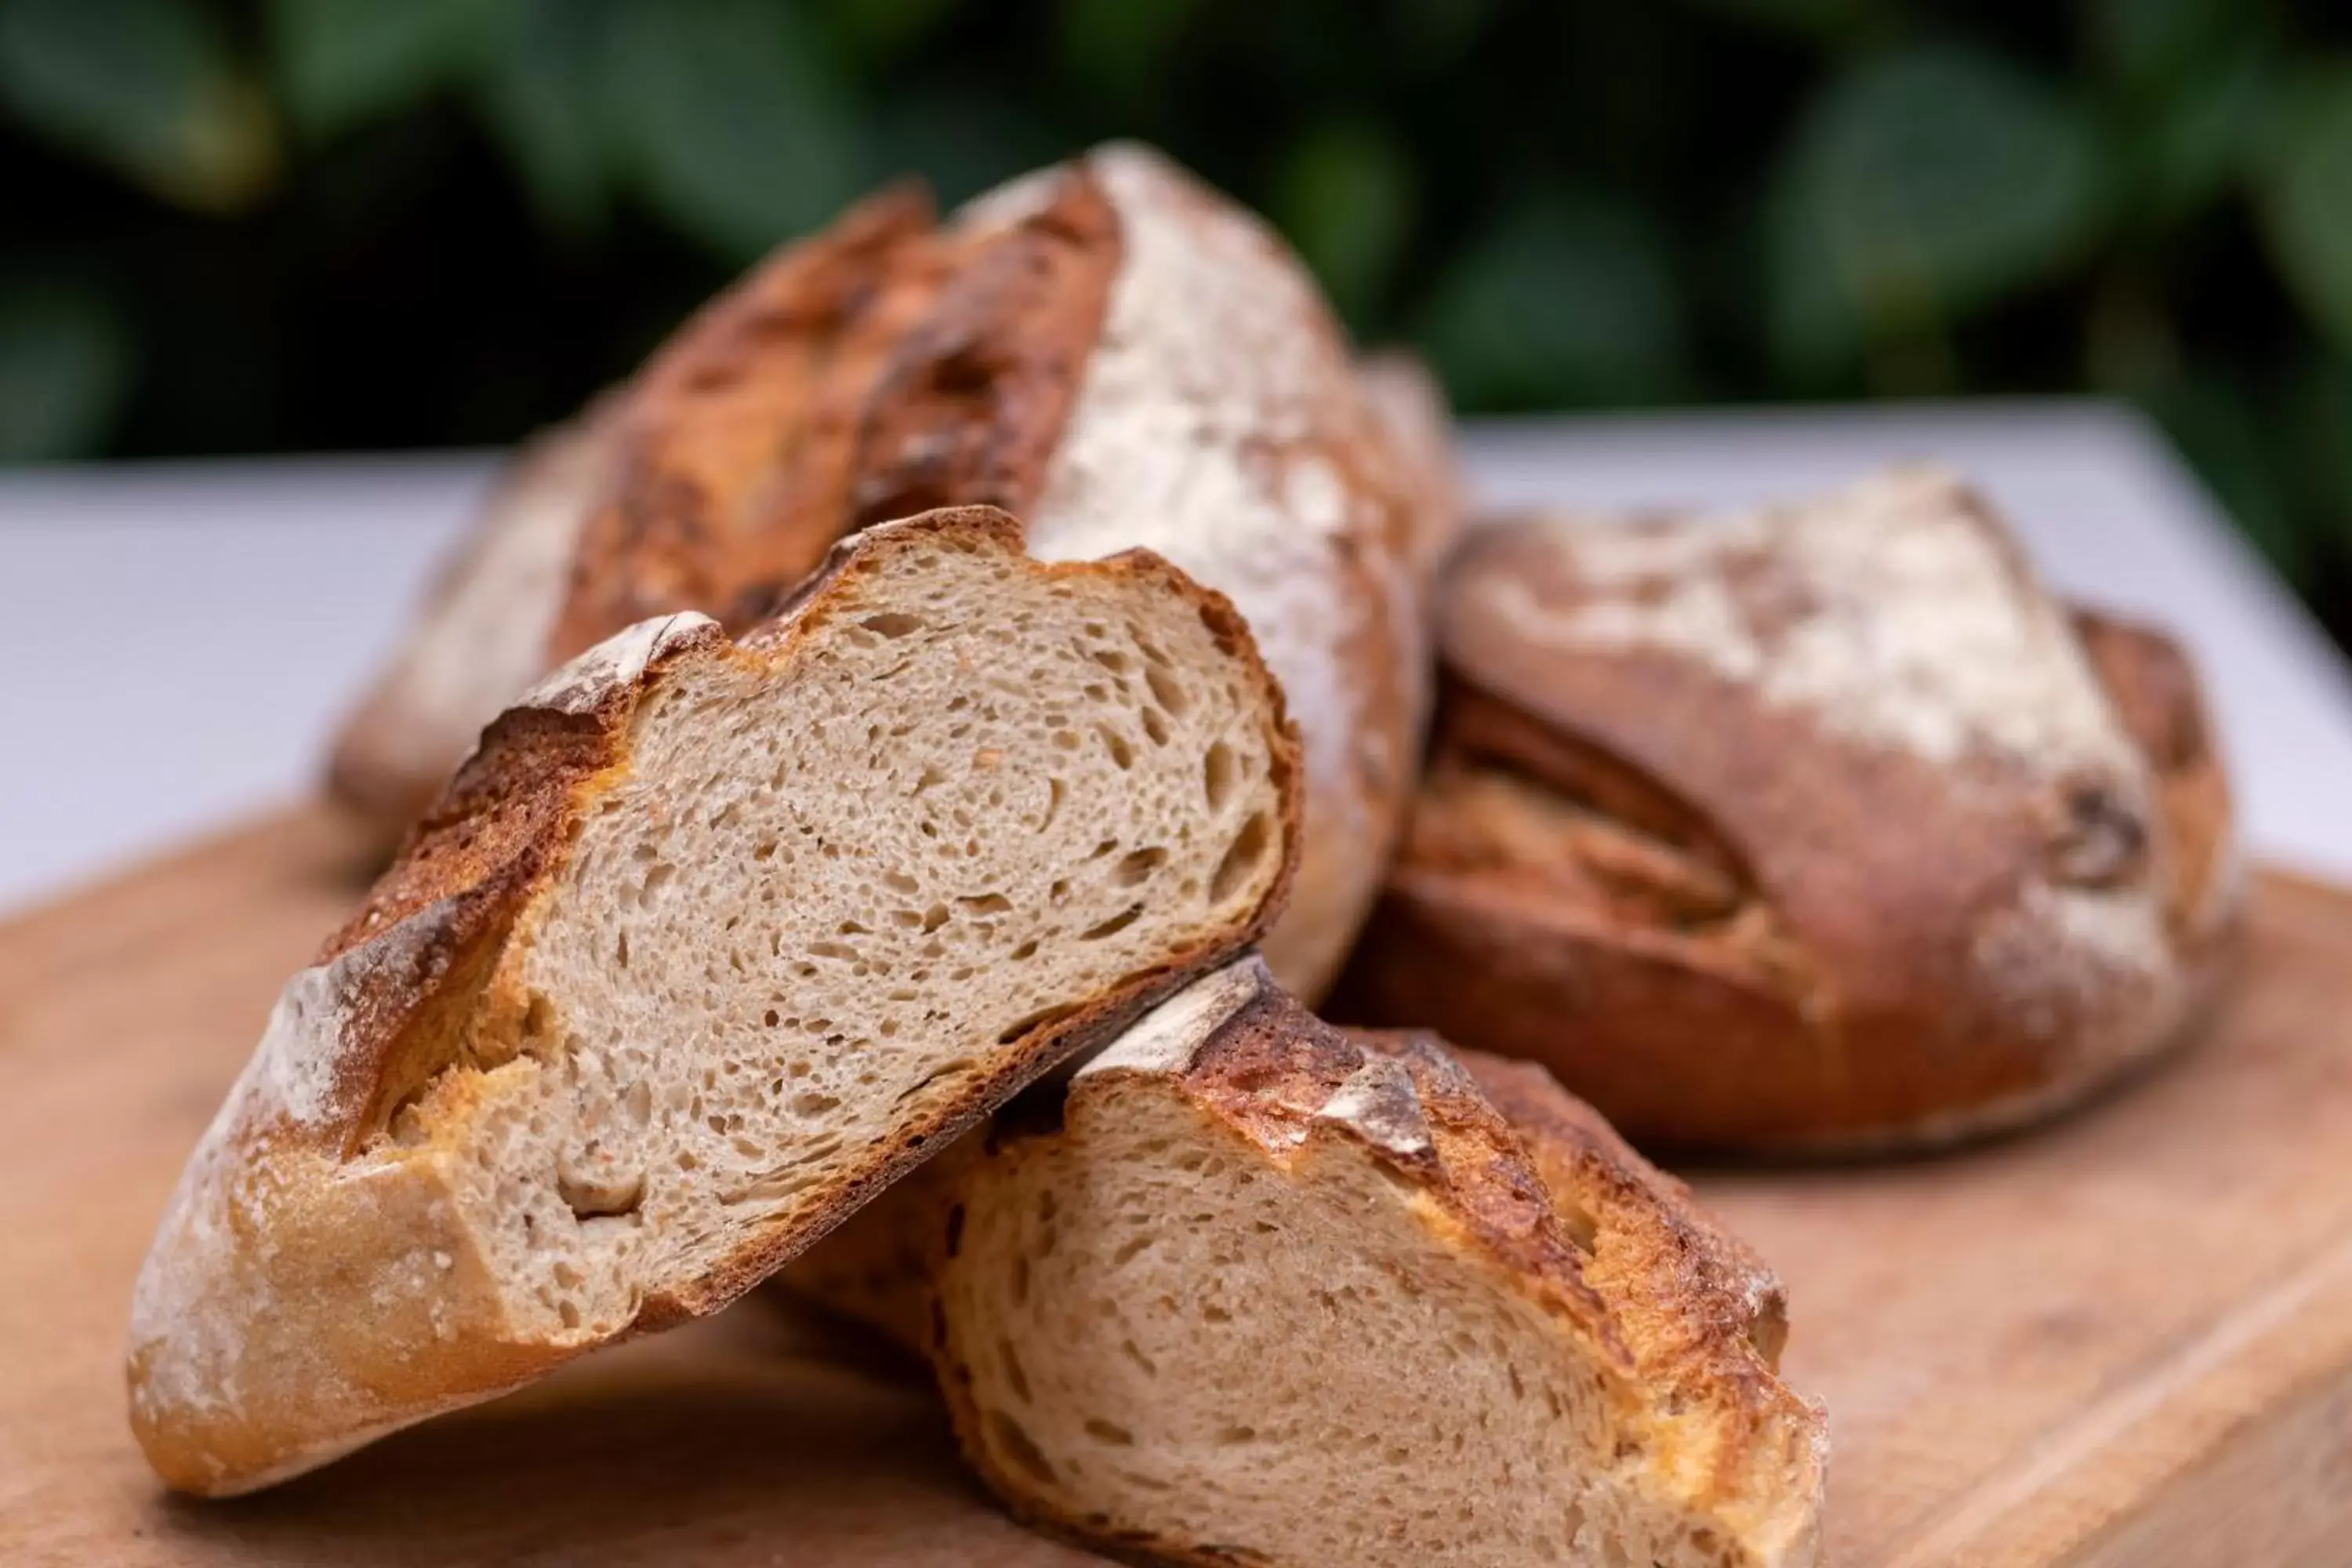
(5, 807, 2351, 1566)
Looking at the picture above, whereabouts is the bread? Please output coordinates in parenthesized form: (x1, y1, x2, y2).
(327, 144, 1449, 1002)
(129, 506, 1303, 1496)
(325, 185, 948, 833)
(804, 956, 1824, 1567)
(1332, 465, 2241, 1152)
(326, 407, 619, 829)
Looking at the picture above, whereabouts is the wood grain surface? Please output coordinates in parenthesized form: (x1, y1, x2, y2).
(3, 807, 2349, 1566)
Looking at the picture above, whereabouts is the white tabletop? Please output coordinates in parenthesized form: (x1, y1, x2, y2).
(5, 399, 2351, 916)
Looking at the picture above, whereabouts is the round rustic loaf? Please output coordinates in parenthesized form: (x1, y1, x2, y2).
(1332, 466, 2241, 1152)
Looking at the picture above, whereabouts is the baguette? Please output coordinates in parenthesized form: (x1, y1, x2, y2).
(129, 507, 1301, 1494)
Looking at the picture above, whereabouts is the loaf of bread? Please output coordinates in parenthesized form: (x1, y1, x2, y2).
(129, 507, 1302, 1495)
(328, 145, 1455, 1001)
(1333, 466, 2241, 1152)
(797, 956, 1826, 1567)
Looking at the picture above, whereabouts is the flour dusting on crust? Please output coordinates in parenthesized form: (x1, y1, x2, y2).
(1315, 1057, 1435, 1159)
(517, 612, 720, 716)
(1490, 466, 2139, 775)
(1002, 144, 1411, 990)
(1083, 956, 1274, 1080)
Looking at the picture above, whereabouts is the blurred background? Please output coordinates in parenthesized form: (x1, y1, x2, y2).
(8, 0, 2352, 641)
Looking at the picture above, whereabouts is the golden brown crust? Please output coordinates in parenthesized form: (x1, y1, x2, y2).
(130, 507, 1305, 1496)
(923, 963, 1822, 1565)
(325, 408, 623, 837)
(848, 167, 1122, 528)
(1334, 477, 2237, 1152)
(1353, 349, 1464, 587)
(2069, 606, 2241, 963)
(547, 183, 948, 659)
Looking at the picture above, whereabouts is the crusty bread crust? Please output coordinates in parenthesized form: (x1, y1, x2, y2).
(130, 506, 1303, 1496)
(1000, 146, 1437, 1000)
(328, 146, 1445, 1010)
(1334, 467, 2241, 1152)
(548, 183, 949, 658)
(325, 408, 619, 833)
(914, 958, 1824, 1567)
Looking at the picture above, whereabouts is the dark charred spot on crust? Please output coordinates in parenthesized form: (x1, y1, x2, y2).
(2047, 777, 2149, 889)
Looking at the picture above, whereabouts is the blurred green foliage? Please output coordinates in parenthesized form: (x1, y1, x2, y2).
(9, 0, 2352, 625)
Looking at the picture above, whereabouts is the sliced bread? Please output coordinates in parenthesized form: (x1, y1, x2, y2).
(798, 956, 1827, 1567)
(327, 146, 1454, 1004)
(129, 506, 1301, 1495)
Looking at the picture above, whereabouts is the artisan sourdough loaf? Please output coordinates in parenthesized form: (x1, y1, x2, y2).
(328, 145, 1450, 1001)
(1334, 466, 2241, 1151)
(803, 957, 1825, 1567)
(129, 508, 1301, 1495)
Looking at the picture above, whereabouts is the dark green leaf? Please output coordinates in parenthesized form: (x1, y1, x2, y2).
(2131, 37, 2268, 225)
(1416, 193, 1686, 410)
(1056, 0, 1202, 108)
(2085, 0, 2241, 100)
(0, 0, 278, 209)
(2144, 379, 2307, 583)
(2288, 351, 2352, 557)
(2256, 67, 2352, 361)
(824, 0, 960, 67)
(475, 0, 610, 230)
(1271, 122, 1415, 325)
(1763, 45, 2106, 378)
(270, 0, 514, 139)
(1682, 0, 1884, 46)
(601, 0, 866, 262)
(0, 278, 132, 461)
(869, 85, 1059, 209)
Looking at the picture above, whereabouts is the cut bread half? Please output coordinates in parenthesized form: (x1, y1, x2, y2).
(129, 506, 1301, 1496)
(801, 956, 1826, 1567)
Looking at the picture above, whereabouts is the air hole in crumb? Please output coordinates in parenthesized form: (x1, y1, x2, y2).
(1145, 664, 1190, 717)
(1115, 847, 1167, 887)
(1000, 1338, 1032, 1403)
(1083, 1418, 1134, 1446)
(1203, 742, 1236, 810)
(1098, 725, 1134, 770)
(1140, 706, 1171, 746)
(558, 1168, 644, 1221)
(1080, 904, 1144, 941)
(998, 1004, 1077, 1044)
(987, 1412, 1058, 1486)
(861, 612, 924, 638)
(1208, 812, 1273, 904)
(1009, 938, 1040, 961)
(960, 893, 1013, 915)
